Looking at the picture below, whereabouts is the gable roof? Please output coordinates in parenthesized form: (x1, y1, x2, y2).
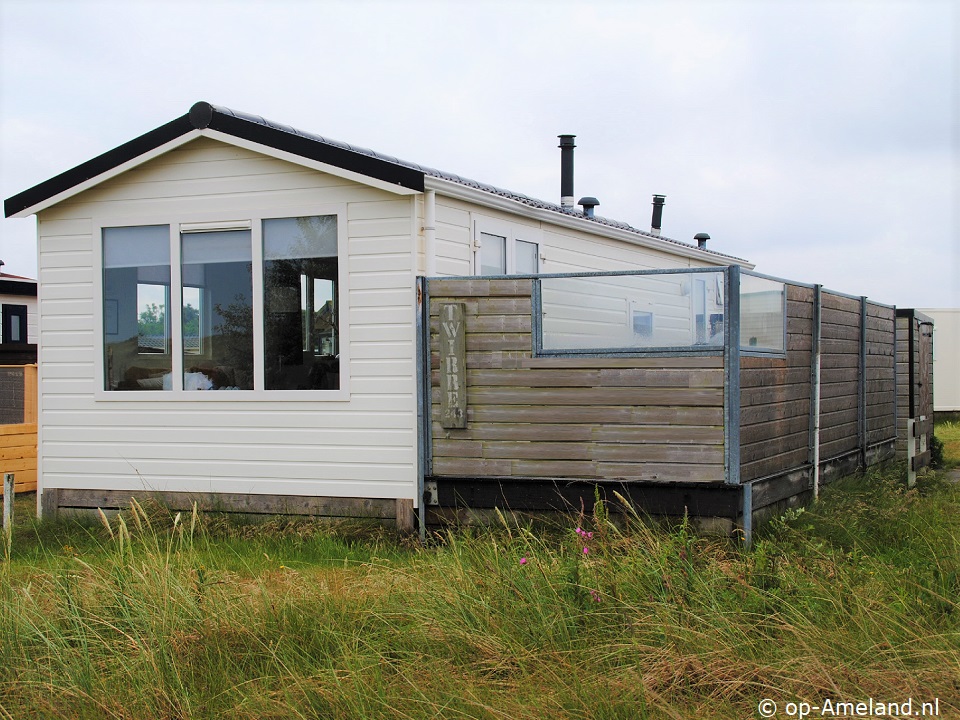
(5, 102, 745, 262)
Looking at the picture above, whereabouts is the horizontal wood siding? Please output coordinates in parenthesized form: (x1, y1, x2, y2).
(818, 292, 862, 461)
(0, 423, 38, 493)
(36, 137, 417, 503)
(740, 284, 813, 482)
(428, 278, 725, 484)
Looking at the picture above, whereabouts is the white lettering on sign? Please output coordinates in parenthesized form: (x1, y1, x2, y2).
(439, 303, 467, 428)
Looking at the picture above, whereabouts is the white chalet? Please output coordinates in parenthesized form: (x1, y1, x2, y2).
(4, 102, 749, 525)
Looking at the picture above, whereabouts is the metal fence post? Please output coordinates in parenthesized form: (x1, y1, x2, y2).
(3, 472, 13, 554)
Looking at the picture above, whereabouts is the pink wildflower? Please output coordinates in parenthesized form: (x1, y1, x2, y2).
(519, 557, 528, 565)
(583, 547, 590, 555)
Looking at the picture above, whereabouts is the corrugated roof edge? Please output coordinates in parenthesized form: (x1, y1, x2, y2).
(5, 101, 745, 263)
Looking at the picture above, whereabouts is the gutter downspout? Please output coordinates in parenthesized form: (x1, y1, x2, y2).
(424, 189, 437, 276)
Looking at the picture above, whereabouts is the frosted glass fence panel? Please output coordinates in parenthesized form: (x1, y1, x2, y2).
(540, 271, 726, 353)
(740, 274, 785, 353)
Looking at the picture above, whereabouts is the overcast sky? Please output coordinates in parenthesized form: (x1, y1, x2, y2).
(1, 0, 957, 307)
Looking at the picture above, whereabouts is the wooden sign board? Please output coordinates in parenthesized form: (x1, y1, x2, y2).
(439, 303, 467, 428)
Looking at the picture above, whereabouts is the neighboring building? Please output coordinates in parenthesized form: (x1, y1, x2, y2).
(4, 102, 746, 524)
(918, 308, 960, 413)
(0, 266, 38, 347)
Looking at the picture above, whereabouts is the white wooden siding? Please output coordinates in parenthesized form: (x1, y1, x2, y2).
(36, 137, 418, 502)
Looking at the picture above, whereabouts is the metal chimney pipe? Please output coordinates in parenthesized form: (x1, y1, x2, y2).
(558, 135, 576, 209)
(694, 232, 710, 250)
(651, 195, 666, 235)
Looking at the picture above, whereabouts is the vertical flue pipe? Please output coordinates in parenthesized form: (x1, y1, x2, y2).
(558, 135, 576, 209)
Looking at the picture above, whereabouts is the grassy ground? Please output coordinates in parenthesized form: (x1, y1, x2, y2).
(1, 432, 959, 719)
(935, 418, 960, 470)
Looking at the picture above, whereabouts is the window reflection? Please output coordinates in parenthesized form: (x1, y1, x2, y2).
(263, 216, 339, 390)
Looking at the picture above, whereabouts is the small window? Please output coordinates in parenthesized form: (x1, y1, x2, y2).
(739, 274, 785, 353)
(480, 232, 507, 275)
(475, 220, 543, 276)
(515, 239, 539, 274)
(1, 305, 27, 344)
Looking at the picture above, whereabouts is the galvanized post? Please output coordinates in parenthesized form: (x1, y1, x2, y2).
(724, 264, 741, 487)
(3, 473, 13, 553)
(906, 418, 917, 488)
(741, 482, 753, 549)
(859, 297, 868, 469)
(808, 285, 822, 499)
(724, 266, 748, 545)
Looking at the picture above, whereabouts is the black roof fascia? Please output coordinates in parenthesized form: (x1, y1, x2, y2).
(4, 114, 195, 218)
(5, 101, 425, 219)
(0, 279, 38, 297)
(194, 103, 425, 193)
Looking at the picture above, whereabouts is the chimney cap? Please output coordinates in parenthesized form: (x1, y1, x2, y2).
(558, 134, 576, 147)
(578, 196, 600, 218)
(694, 232, 710, 249)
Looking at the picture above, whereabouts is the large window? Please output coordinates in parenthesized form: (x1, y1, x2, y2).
(101, 213, 341, 394)
(181, 229, 253, 390)
(539, 270, 726, 354)
(263, 216, 339, 390)
(103, 225, 171, 391)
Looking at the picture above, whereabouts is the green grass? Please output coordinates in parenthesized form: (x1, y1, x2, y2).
(935, 419, 960, 470)
(2, 436, 959, 718)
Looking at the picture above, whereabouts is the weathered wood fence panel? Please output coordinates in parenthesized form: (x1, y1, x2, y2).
(428, 278, 725, 484)
(896, 310, 934, 470)
(0, 363, 38, 495)
(739, 283, 813, 482)
(865, 302, 897, 446)
(818, 292, 864, 461)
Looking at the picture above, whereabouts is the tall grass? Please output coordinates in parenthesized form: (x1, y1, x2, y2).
(1, 458, 959, 718)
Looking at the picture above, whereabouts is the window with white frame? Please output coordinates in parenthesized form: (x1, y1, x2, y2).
(474, 219, 541, 276)
(103, 225, 172, 391)
(101, 213, 342, 393)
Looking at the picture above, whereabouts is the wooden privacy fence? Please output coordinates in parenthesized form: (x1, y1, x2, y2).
(418, 268, 899, 538)
(896, 309, 935, 484)
(0, 364, 38, 495)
